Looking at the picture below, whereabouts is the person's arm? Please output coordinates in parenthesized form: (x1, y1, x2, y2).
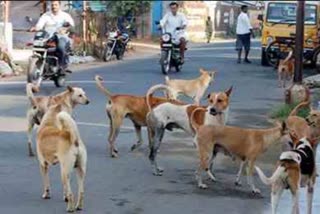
(245, 14, 254, 38)
(180, 14, 188, 29)
(64, 13, 75, 27)
(30, 14, 46, 31)
(160, 13, 168, 28)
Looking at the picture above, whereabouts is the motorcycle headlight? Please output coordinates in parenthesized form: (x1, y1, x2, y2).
(306, 38, 313, 46)
(162, 34, 171, 42)
(267, 36, 273, 45)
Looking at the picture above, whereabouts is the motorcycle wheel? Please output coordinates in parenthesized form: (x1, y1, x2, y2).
(161, 51, 170, 75)
(116, 44, 125, 60)
(175, 64, 182, 72)
(27, 56, 42, 86)
(103, 46, 112, 62)
(53, 75, 66, 88)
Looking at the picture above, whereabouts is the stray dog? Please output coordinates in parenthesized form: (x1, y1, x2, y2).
(95, 75, 182, 158)
(165, 68, 216, 105)
(26, 84, 90, 156)
(255, 133, 316, 214)
(146, 84, 232, 176)
(36, 104, 87, 212)
(278, 50, 294, 88)
(193, 121, 287, 193)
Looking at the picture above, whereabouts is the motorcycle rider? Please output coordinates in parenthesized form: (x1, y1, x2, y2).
(160, 1, 188, 63)
(30, 0, 74, 72)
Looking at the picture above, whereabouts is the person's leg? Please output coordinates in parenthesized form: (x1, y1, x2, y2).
(179, 37, 186, 63)
(57, 36, 71, 70)
(236, 35, 242, 63)
(244, 33, 251, 63)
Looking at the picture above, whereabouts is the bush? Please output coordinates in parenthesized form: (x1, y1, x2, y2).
(270, 102, 310, 121)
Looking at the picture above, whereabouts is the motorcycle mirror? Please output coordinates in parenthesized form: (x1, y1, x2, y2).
(25, 16, 33, 23)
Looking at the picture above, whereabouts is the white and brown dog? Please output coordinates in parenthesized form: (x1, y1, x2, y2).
(36, 103, 87, 212)
(255, 134, 316, 214)
(146, 84, 232, 176)
(165, 68, 216, 105)
(26, 84, 89, 156)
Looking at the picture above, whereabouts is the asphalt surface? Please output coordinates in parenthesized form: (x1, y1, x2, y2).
(0, 41, 319, 214)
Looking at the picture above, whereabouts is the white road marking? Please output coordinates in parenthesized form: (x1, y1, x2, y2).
(0, 80, 124, 86)
(77, 121, 137, 130)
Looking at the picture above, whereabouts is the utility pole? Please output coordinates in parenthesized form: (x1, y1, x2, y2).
(285, 0, 309, 104)
(294, 0, 304, 83)
(82, 0, 87, 56)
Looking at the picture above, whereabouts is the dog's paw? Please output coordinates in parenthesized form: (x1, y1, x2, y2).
(235, 181, 242, 186)
(252, 188, 261, 195)
(42, 191, 51, 199)
(198, 183, 208, 189)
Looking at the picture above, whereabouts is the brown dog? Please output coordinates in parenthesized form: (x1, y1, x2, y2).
(36, 104, 87, 212)
(26, 84, 90, 156)
(165, 68, 216, 105)
(95, 75, 183, 158)
(192, 121, 287, 193)
(278, 50, 294, 88)
(255, 133, 316, 214)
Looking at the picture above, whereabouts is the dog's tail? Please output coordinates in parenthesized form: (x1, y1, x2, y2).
(26, 83, 39, 107)
(289, 100, 310, 117)
(164, 75, 170, 84)
(284, 50, 293, 63)
(95, 75, 113, 99)
(255, 165, 285, 186)
(190, 107, 207, 132)
(57, 111, 81, 147)
(146, 84, 174, 112)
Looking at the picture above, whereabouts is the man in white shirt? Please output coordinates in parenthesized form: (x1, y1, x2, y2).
(30, 0, 75, 70)
(236, 5, 254, 64)
(160, 1, 188, 63)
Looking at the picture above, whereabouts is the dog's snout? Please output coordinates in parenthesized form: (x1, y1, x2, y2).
(86, 100, 90, 104)
(210, 108, 217, 115)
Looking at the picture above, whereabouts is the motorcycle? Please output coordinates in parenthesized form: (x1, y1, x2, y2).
(155, 21, 185, 74)
(26, 16, 71, 88)
(103, 26, 130, 62)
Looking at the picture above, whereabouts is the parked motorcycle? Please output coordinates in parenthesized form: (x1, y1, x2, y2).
(103, 26, 130, 62)
(26, 17, 71, 88)
(155, 21, 184, 75)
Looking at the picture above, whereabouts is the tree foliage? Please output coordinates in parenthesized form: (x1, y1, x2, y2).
(105, 1, 152, 18)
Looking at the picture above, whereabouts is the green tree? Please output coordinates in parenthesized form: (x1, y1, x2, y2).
(104, 1, 151, 26)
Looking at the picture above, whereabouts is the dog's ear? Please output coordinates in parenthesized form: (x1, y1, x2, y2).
(225, 86, 233, 97)
(67, 85, 74, 93)
(210, 71, 216, 78)
(199, 68, 206, 74)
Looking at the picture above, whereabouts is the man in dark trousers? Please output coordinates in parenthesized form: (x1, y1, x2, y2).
(236, 5, 254, 64)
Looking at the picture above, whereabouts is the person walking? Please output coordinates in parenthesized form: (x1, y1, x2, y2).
(236, 5, 254, 64)
(205, 16, 213, 43)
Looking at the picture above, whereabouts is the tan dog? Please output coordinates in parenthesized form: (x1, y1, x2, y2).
(192, 121, 287, 193)
(95, 75, 183, 158)
(165, 68, 216, 105)
(36, 104, 87, 212)
(255, 133, 316, 214)
(146, 84, 232, 176)
(278, 50, 294, 88)
(26, 84, 90, 156)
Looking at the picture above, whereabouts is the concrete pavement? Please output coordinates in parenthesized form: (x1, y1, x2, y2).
(0, 40, 319, 214)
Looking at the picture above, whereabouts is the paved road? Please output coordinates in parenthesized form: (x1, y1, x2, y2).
(0, 41, 319, 214)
